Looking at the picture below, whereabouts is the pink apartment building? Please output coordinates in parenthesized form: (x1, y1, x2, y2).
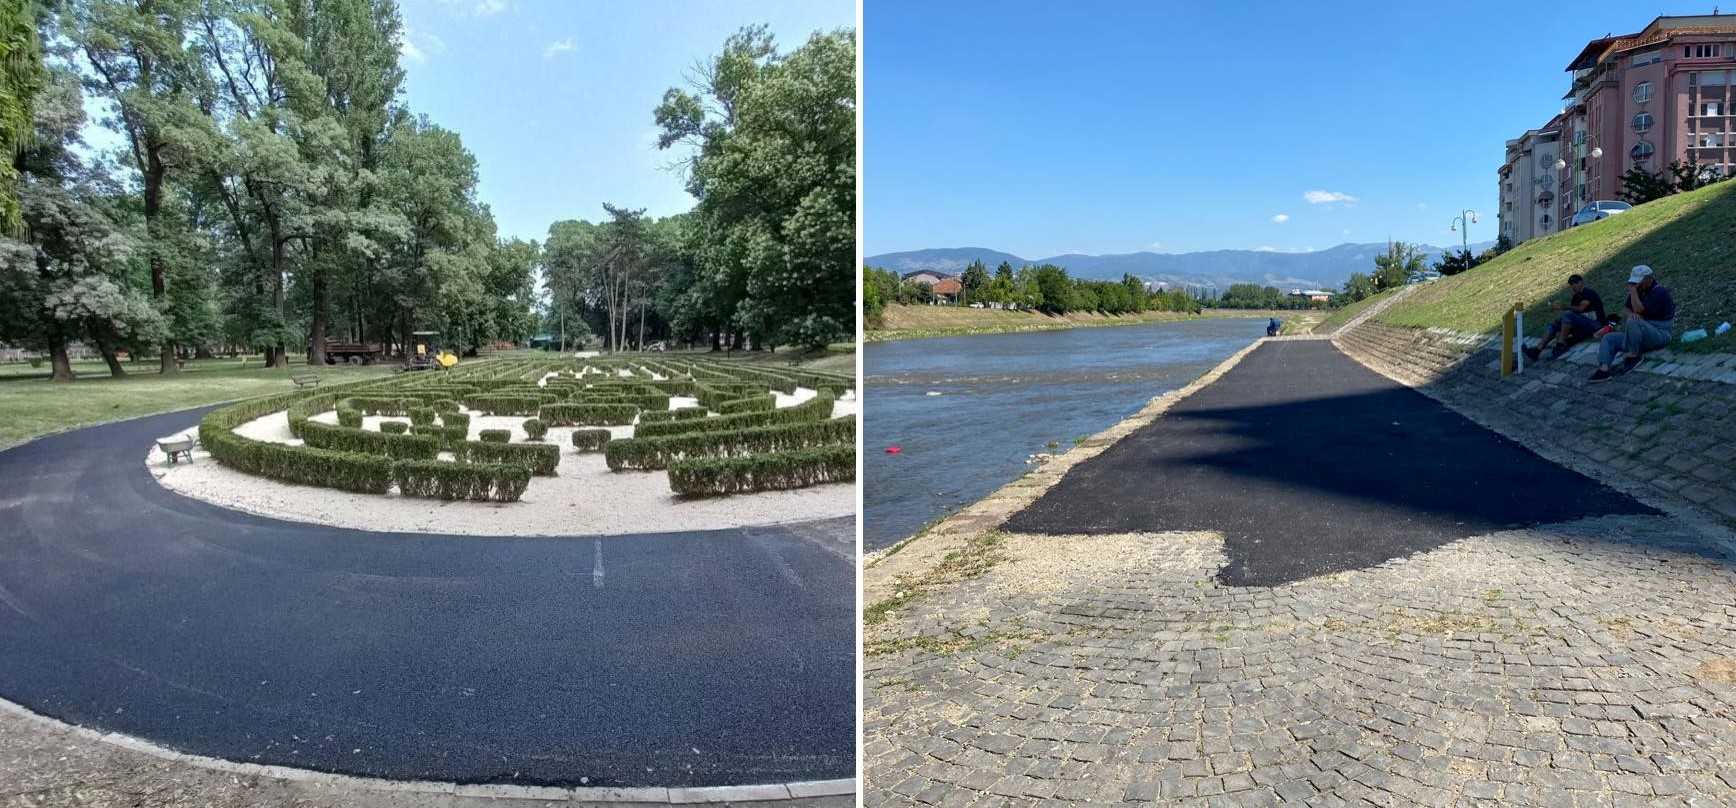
(1502, 15, 1736, 245)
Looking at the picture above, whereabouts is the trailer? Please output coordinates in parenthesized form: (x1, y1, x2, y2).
(319, 341, 384, 365)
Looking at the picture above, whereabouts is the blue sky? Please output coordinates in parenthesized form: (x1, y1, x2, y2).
(397, 0, 854, 243)
(864, 1, 1710, 258)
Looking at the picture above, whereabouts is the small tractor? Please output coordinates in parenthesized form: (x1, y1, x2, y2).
(402, 331, 458, 372)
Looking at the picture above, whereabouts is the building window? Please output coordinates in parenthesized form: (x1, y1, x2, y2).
(1631, 141, 1655, 163)
(1701, 101, 1724, 117)
(1633, 81, 1654, 103)
(1633, 112, 1654, 133)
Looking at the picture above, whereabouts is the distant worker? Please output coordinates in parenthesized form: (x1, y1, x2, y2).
(1590, 265, 1675, 383)
(1523, 273, 1606, 361)
(1266, 317, 1280, 337)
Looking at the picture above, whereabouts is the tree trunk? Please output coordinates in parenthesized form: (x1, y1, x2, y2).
(143, 146, 178, 375)
(309, 261, 328, 367)
(270, 231, 288, 368)
(98, 339, 126, 377)
(47, 335, 74, 381)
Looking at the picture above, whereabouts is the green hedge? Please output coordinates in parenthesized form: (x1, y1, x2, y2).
(635, 394, 835, 438)
(301, 420, 440, 460)
(393, 460, 531, 502)
(466, 394, 555, 415)
(571, 428, 612, 452)
(538, 402, 640, 426)
(716, 394, 776, 415)
(201, 421, 393, 494)
(453, 440, 561, 475)
(523, 417, 548, 441)
(344, 396, 414, 416)
(604, 416, 855, 471)
(479, 429, 510, 443)
(410, 424, 468, 448)
(668, 444, 855, 497)
(637, 408, 710, 424)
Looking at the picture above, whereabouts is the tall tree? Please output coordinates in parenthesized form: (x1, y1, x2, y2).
(70, 0, 212, 374)
(285, 0, 404, 365)
(655, 25, 855, 350)
(0, 0, 45, 236)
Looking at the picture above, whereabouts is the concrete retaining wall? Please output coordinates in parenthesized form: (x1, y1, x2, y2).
(1335, 320, 1736, 527)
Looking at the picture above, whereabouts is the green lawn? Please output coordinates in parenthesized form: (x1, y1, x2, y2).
(1374, 180, 1736, 354)
(0, 357, 395, 449)
(1313, 288, 1399, 333)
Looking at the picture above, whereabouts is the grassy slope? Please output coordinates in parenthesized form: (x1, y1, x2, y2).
(1374, 180, 1736, 353)
(869, 304, 1309, 341)
(0, 358, 395, 449)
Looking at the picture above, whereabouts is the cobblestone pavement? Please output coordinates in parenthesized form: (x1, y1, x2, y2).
(864, 517, 1736, 807)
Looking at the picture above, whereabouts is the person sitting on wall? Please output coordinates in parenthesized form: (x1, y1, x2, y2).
(1523, 273, 1606, 361)
(1589, 264, 1675, 383)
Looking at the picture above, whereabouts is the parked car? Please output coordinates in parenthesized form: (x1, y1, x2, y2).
(1569, 200, 1631, 227)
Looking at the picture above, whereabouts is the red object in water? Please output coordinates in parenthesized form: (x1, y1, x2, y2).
(886, 446, 902, 454)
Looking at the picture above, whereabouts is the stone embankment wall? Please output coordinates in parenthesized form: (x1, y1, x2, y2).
(1335, 320, 1736, 530)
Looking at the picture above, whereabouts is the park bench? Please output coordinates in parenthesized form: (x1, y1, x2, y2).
(291, 374, 320, 388)
(156, 435, 198, 465)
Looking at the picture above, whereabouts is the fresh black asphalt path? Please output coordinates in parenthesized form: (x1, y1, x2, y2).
(1003, 340, 1656, 586)
(0, 408, 853, 787)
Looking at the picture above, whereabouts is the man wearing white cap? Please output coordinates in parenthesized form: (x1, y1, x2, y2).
(1590, 264, 1675, 383)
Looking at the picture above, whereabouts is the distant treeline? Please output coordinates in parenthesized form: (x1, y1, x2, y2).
(863, 260, 1200, 323)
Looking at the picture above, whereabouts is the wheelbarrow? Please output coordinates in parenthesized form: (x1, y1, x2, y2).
(157, 435, 199, 465)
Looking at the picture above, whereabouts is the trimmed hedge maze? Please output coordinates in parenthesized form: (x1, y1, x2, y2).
(199, 356, 857, 504)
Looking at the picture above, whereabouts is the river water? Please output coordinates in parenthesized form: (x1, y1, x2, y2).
(863, 319, 1261, 551)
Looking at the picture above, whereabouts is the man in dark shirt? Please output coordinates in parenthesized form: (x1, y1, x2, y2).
(1525, 273, 1606, 361)
(1590, 264, 1676, 383)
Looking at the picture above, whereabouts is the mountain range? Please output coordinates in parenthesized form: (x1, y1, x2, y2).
(865, 242, 1498, 293)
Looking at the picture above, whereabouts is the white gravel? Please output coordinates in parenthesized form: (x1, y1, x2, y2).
(145, 394, 856, 537)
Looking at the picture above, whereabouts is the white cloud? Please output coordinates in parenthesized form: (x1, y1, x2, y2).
(1304, 190, 1358, 204)
(398, 28, 445, 63)
(1272, 213, 1289, 223)
(542, 37, 575, 60)
(434, 0, 507, 16)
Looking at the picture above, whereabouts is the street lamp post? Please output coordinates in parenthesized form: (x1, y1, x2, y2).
(1556, 147, 1603, 222)
(1450, 209, 1478, 260)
